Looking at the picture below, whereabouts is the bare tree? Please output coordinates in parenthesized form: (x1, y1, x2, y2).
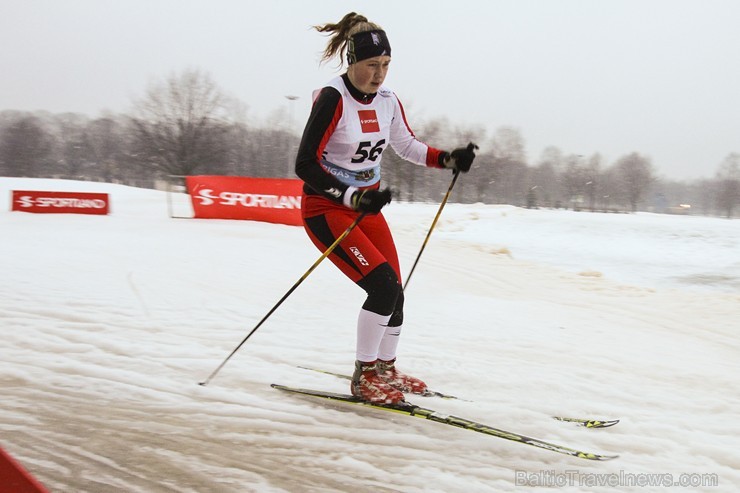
(612, 152, 655, 212)
(87, 116, 125, 182)
(488, 126, 527, 205)
(557, 153, 602, 211)
(584, 153, 602, 211)
(529, 163, 555, 208)
(694, 179, 719, 216)
(716, 152, 740, 218)
(52, 113, 91, 178)
(129, 69, 233, 177)
(561, 154, 588, 210)
(534, 146, 565, 208)
(0, 115, 52, 177)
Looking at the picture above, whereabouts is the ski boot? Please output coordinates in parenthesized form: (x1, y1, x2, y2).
(377, 358, 428, 395)
(350, 360, 405, 404)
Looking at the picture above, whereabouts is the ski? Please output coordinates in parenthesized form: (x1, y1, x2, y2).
(271, 384, 619, 461)
(296, 366, 619, 428)
(553, 416, 620, 429)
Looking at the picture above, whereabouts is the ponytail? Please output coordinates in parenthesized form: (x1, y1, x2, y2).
(314, 12, 384, 67)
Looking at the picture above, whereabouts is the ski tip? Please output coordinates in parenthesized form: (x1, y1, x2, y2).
(573, 449, 620, 461)
(585, 419, 620, 429)
(553, 416, 620, 428)
(591, 454, 620, 461)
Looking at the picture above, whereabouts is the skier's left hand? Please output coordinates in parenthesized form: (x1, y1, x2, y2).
(350, 187, 392, 214)
(444, 142, 479, 172)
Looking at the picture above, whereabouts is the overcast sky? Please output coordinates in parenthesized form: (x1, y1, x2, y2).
(2, 0, 739, 180)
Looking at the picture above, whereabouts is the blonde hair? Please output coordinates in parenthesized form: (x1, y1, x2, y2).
(314, 12, 384, 67)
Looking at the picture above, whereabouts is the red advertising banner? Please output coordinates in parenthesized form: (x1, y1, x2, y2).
(0, 446, 51, 493)
(11, 190, 110, 215)
(186, 176, 303, 226)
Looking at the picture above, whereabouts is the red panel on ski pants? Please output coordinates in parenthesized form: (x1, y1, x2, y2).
(301, 194, 401, 284)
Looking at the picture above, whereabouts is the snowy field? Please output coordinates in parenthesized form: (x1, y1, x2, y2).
(1, 177, 739, 492)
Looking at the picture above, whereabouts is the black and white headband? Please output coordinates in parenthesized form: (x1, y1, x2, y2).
(347, 30, 392, 65)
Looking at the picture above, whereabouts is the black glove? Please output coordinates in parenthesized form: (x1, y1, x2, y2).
(445, 142, 479, 172)
(350, 188, 392, 214)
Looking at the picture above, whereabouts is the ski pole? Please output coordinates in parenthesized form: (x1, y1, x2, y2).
(199, 212, 367, 386)
(403, 169, 461, 292)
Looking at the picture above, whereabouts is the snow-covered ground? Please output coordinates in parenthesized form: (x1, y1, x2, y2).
(1, 178, 738, 492)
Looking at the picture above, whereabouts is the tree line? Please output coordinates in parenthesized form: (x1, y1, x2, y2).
(1, 69, 738, 217)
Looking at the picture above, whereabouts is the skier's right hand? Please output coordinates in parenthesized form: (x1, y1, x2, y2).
(444, 142, 479, 173)
(350, 187, 392, 214)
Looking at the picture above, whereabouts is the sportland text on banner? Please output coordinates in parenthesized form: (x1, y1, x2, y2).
(11, 190, 110, 215)
(185, 176, 303, 226)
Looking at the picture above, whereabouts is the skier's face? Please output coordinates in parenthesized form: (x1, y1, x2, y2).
(348, 56, 391, 94)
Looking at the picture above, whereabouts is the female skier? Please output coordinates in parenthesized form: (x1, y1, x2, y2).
(295, 12, 477, 404)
